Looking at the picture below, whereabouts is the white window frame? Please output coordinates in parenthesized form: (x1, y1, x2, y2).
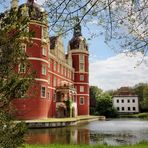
(42, 64, 46, 75)
(80, 86, 84, 92)
(19, 63, 26, 73)
(41, 86, 46, 98)
(80, 97, 84, 105)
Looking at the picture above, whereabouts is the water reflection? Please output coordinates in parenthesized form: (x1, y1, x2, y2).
(26, 127, 90, 145)
(25, 119, 148, 145)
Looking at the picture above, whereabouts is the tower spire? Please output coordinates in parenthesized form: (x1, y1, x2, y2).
(73, 18, 82, 37)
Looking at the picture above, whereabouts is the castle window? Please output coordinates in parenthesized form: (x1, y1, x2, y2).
(41, 86, 46, 98)
(80, 97, 84, 105)
(53, 76, 56, 87)
(42, 64, 46, 75)
(79, 54, 85, 71)
(42, 27, 48, 40)
(42, 47, 47, 56)
(121, 99, 124, 103)
(79, 54, 84, 62)
(133, 107, 136, 111)
(132, 99, 135, 103)
(80, 86, 84, 92)
(48, 75, 50, 84)
(54, 62, 56, 71)
(19, 63, 26, 73)
(80, 75, 84, 81)
(116, 99, 119, 103)
(117, 107, 120, 111)
(122, 107, 124, 111)
(127, 99, 130, 103)
(128, 107, 131, 111)
(80, 63, 84, 71)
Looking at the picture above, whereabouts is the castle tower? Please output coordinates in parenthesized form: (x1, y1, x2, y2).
(68, 23, 89, 115)
(12, 0, 51, 119)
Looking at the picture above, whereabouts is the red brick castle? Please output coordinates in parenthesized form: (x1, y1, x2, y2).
(10, 0, 89, 119)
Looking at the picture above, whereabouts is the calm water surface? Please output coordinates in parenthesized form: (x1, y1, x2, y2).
(26, 118, 148, 145)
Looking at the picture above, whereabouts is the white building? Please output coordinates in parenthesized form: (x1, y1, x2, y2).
(113, 87, 139, 114)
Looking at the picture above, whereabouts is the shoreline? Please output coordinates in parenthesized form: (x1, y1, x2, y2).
(24, 115, 105, 128)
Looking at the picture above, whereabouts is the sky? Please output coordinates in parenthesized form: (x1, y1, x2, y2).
(1, 0, 148, 91)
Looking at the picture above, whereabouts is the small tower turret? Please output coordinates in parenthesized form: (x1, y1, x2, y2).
(68, 23, 89, 115)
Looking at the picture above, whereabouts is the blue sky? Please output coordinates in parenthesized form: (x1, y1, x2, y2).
(1, 0, 148, 91)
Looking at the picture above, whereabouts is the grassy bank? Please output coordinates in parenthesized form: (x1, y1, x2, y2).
(119, 113, 148, 119)
(26, 141, 148, 148)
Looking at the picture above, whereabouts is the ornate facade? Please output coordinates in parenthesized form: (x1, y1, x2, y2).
(10, 0, 89, 119)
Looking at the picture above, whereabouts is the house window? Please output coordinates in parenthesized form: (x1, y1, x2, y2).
(19, 64, 26, 73)
(80, 75, 84, 81)
(132, 99, 135, 103)
(122, 107, 124, 111)
(41, 86, 46, 98)
(42, 64, 46, 75)
(42, 47, 47, 56)
(133, 107, 136, 111)
(117, 107, 120, 111)
(117, 99, 119, 103)
(128, 107, 131, 111)
(127, 99, 130, 103)
(80, 97, 84, 105)
(121, 99, 124, 103)
(80, 86, 84, 92)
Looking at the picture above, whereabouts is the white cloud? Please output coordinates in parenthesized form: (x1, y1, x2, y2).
(90, 53, 148, 91)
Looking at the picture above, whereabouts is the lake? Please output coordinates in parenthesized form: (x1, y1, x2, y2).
(25, 118, 148, 145)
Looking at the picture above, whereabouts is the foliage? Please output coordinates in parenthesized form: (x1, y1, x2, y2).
(133, 83, 148, 111)
(142, 87, 148, 110)
(42, 0, 148, 54)
(96, 92, 118, 117)
(89, 86, 102, 115)
(0, 8, 33, 148)
(89, 86, 117, 117)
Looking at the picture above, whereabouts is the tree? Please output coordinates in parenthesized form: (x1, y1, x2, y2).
(142, 86, 148, 111)
(96, 92, 118, 117)
(42, 0, 147, 54)
(0, 8, 33, 148)
(89, 86, 102, 115)
(133, 83, 148, 111)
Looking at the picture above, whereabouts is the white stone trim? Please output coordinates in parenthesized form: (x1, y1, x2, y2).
(28, 57, 49, 64)
(35, 78, 48, 83)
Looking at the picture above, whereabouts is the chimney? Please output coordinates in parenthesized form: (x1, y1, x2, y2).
(11, 0, 18, 9)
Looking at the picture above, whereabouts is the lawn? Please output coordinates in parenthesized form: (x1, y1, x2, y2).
(26, 141, 148, 148)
